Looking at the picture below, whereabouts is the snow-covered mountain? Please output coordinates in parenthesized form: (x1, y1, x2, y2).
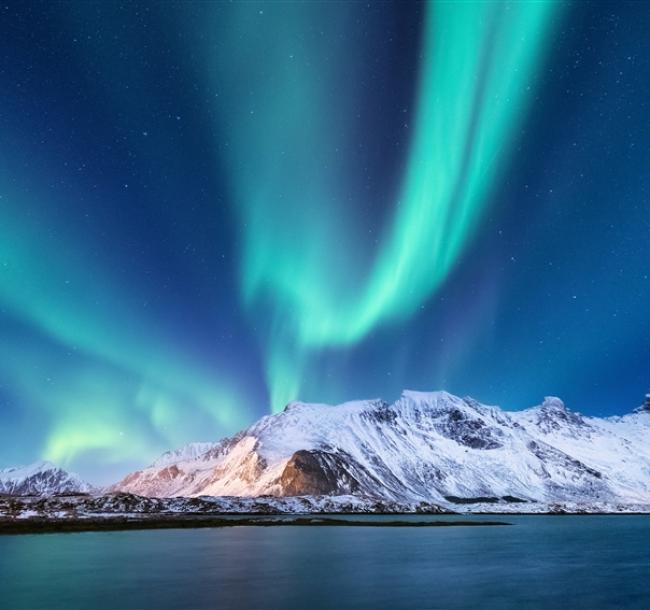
(151, 442, 220, 468)
(0, 461, 92, 496)
(113, 390, 650, 510)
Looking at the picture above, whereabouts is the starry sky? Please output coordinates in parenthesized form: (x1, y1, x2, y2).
(1, 1, 649, 483)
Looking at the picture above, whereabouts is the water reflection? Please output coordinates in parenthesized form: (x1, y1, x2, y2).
(1, 516, 649, 610)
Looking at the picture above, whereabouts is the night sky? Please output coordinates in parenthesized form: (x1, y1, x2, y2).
(1, 1, 649, 483)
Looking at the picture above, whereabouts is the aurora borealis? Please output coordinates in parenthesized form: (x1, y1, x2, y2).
(216, 2, 559, 409)
(1, 1, 650, 482)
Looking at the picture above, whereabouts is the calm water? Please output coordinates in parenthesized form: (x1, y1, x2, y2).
(1, 515, 649, 610)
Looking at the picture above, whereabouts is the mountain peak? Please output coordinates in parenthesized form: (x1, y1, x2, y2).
(151, 442, 218, 468)
(0, 460, 57, 478)
(518, 396, 590, 434)
(0, 460, 92, 496)
(399, 389, 461, 403)
(633, 395, 650, 414)
(541, 396, 566, 411)
(283, 400, 304, 413)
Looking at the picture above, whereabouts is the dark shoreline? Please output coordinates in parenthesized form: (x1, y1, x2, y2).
(0, 515, 510, 535)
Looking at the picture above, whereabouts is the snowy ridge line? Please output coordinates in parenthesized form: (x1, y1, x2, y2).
(0, 461, 92, 496)
(109, 390, 650, 511)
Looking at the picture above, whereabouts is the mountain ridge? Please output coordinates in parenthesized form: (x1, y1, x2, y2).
(4, 390, 649, 512)
(111, 390, 650, 510)
(0, 461, 92, 496)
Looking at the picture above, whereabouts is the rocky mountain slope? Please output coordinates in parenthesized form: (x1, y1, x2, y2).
(112, 391, 650, 510)
(0, 492, 447, 520)
(0, 461, 92, 496)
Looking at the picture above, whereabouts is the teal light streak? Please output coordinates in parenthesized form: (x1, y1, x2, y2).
(208, 1, 561, 410)
(0, 175, 249, 468)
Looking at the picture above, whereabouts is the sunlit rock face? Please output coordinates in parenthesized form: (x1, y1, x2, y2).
(113, 390, 650, 509)
(279, 450, 356, 497)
